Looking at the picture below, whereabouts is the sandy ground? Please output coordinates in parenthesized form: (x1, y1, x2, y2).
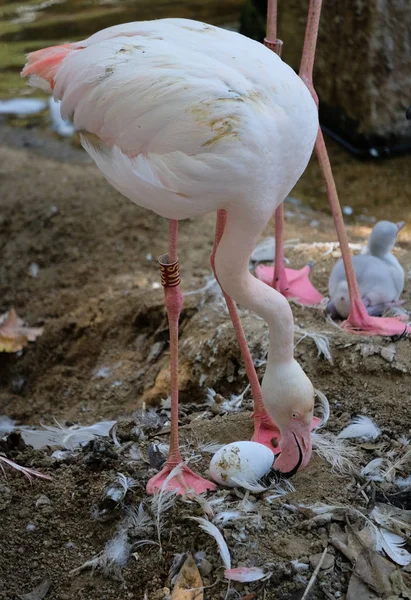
(1, 125, 411, 599)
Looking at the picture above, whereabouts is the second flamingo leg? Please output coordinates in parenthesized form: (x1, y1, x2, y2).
(254, 0, 324, 306)
(299, 0, 409, 337)
(255, 203, 324, 305)
(146, 220, 216, 495)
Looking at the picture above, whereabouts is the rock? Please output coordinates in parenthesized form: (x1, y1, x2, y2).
(196, 556, 213, 577)
(309, 552, 335, 571)
(239, 0, 411, 155)
(380, 345, 396, 363)
(35, 495, 51, 508)
(209, 402, 221, 415)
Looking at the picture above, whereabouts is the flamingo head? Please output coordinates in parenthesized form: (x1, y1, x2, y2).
(261, 359, 314, 476)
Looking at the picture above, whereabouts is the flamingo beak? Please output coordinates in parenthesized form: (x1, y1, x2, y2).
(396, 221, 406, 233)
(273, 421, 312, 477)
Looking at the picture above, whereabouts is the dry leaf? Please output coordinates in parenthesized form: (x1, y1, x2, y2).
(390, 569, 411, 599)
(329, 523, 359, 563)
(171, 553, 203, 600)
(346, 574, 379, 600)
(19, 577, 51, 600)
(354, 547, 394, 596)
(0, 309, 43, 353)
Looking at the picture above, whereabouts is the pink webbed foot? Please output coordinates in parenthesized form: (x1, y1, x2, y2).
(342, 315, 411, 338)
(146, 462, 216, 496)
(255, 264, 324, 305)
(341, 298, 411, 338)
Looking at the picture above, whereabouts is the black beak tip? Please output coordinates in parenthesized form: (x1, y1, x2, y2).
(406, 106, 411, 120)
(280, 433, 303, 479)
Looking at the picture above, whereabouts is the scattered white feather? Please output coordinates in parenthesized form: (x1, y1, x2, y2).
(205, 388, 216, 405)
(221, 385, 250, 413)
(182, 491, 214, 518)
(135, 408, 164, 429)
(105, 473, 136, 502)
(224, 566, 270, 582)
(197, 441, 225, 454)
(51, 449, 73, 461)
(302, 501, 411, 567)
(370, 503, 411, 534)
(374, 527, 411, 566)
(101, 528, 131, 573)
(230, 475, 268, 493)
(151, 464, 181, 553)
(265, 479, 295, 502)
(291, 560, 309, 571)
(361, 458, 384, 481)
(396, 476, 411, 490)
(301, 503, 345, 518)
(213, 511, 241, 525)
(238, 492, 256, 513)
(314, 389, 330, 429)
(208, 494, 230, 509)
(156, 443, 170, 456)
(125, 503, 153, 533)
(94, 365, 112, 378)
(312, 431, 358, 475)
(20, 419, 116, 449)
(71, 528, 131, 577)
(381, 448, 411, 482)
(111, 424, 121, 447)
(128, 444, 143, 462)
(294, 326, 333, 362)
(205, 385, 250, 413)
(189, 517, 231, 570)
(338, 416, 381, 441)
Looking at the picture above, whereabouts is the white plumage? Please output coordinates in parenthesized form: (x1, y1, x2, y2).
(27, 18, 317, 221)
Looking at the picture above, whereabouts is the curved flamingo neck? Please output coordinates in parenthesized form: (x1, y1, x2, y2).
(214, 209, 294, 366)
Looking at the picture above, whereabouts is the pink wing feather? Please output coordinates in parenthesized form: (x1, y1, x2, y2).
(21, 44, 77, 88)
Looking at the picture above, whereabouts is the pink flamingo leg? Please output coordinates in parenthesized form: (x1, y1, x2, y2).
(255, 6, 324, 306)
(300, 0, 410, 337)
(146, 221, 216, 495)
(255, 204, 324, 305)
(210, 210, 281, 451)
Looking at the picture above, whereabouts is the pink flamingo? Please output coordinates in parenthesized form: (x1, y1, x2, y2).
(21, 0, 407, 495)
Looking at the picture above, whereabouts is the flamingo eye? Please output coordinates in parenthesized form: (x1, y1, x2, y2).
(292, 412, 297, 419)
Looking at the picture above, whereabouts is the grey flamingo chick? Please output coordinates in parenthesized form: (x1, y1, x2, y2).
(327, 221, 406, 319)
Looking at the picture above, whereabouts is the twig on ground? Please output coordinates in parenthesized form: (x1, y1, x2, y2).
(301, 547, 328, 600)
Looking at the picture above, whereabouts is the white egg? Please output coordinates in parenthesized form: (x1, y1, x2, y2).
(209, 441, 275, 488)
